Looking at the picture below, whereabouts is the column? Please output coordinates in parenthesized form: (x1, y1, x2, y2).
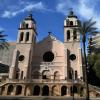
(4, 85, 8, 96)
(13, 85, 17, 95)
(21, 85, 25, 96)
(67, 86, 71, 96)
(49, 86, 52, 96)
(39, 86, 42, 96)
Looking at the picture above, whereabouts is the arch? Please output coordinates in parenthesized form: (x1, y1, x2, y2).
(42, 70, 50, 79)
(26, 24, 29, 28)
(61, 86, 67, 96)
(16, 71, 19, 79)
(67, 30, 70, 40)
(70, 86, 78, 94)
(75, 71, 78, 80)
(7, 85, 14, 95)
(73, 86, 78, 93)
(25, 32, 29, 41)
(21, 71, 23, 79)
(42, 85, 49, 96)
(33, 85, 40, 95)
(20, 32, 24, 42)
(69, 70, 72, 79)
(73, 30, 77, 40)
(54, 71, 60, 80)
(33, 71, 40, 79)
(16, 85, 22, 95)
(70, 21, 73, 26)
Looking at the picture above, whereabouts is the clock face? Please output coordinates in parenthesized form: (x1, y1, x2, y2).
(43, 51, 54, 62)
(19, 55, 25, 61)
(69, 54, 76, 61)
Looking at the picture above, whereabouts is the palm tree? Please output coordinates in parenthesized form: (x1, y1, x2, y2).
(77, 19, 97, 100)
(0, 31, 9, 49)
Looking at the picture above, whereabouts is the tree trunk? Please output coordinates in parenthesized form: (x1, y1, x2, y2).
(82, 35, 89, 100)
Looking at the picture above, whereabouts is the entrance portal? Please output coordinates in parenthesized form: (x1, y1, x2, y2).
(33, 85, 40, 95)
(61, 86, 67, 96)
(42, 85, 49, 96)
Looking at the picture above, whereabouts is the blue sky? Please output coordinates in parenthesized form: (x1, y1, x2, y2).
(0, 0, 100, 42)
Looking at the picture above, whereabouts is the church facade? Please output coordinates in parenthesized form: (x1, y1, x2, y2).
(0, 11, 97, 97)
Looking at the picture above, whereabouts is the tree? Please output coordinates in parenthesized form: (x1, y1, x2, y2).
(92, 54, 100, 80)
(88, 53, 100, 86)
(0, 31, 8, 49)
(77, 19, 97, 100)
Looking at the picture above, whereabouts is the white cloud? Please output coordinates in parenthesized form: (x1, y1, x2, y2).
(1, 2, 49, 18)
(56, 0, 100, 30)
(0, 27, 4, 31)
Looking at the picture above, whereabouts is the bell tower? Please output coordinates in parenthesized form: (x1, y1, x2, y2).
(64, 11, 83, 80)
(9, 14, 37, 80)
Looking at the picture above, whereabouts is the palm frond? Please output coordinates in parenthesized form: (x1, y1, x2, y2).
(0, 31, 9, 49)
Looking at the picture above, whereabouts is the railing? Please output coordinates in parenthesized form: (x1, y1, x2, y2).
(0, 78, 83, 84)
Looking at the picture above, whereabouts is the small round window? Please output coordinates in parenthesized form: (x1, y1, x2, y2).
(43, 51, 54, 62)
(69, 54, 76, 61)
(19, 55, 25, 61)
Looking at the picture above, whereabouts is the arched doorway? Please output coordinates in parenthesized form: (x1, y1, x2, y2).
(73, 86, 78, 93)
(7, 85, 14, 95)
(16, 85, 22, 95)
(70, 21, 73, 26)
(70, 86, 78, 95)
(54, 71, 60, 80)
(42, 85, 49, 96)
(61, 86, 67, 96)
(33, 85, 40, 95)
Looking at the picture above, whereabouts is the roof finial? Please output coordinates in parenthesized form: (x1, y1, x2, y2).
(48, 32, 52, 35)
(69, 8, 74, 15)
(28, 9, 33, 17)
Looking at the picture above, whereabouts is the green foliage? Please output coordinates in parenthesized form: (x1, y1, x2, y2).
(0, 31, 9, 49)
(93, 59, 100, 79)
(91, 53, 100, 79)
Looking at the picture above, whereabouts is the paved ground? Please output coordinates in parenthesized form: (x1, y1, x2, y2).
(0, 96, 100, 100)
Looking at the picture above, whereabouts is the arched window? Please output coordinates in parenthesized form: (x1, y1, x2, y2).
(75, 71, 78, 80)
(26, 32, 29, 41)
(16, 71, 19, 79)
(26, 24, 29, 28)
(7, 85, 14, 95)
(20, 32, 24, 42)
(33, 85, 40, 95)
(54, 71, 60, 80)
(61, 86, 67, 96)
(70, 21, 73, 26)
(21, 71, 23, 79)
(42, 85, 49, 96)
(69, 70, 72, 79)
(67, 30, 70, 40)
(16, 85, 22, 95)
(73, 30, 77, 40)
